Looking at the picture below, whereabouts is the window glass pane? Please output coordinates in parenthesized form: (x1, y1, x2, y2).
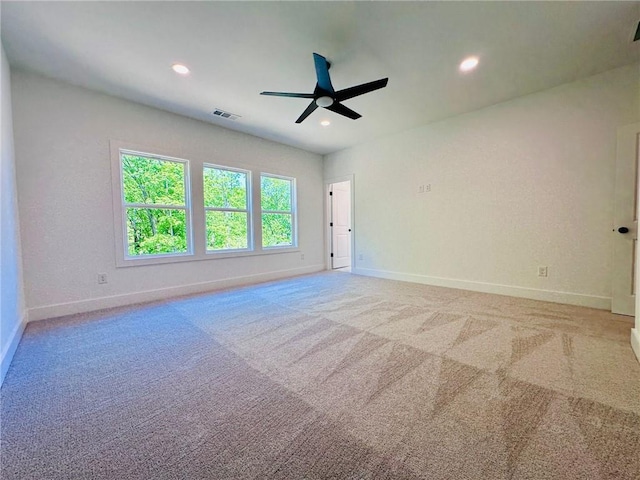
(122, 154, 185, 205)
(262, 213, 292, 247)
(206, 211, 248, 250)
(126, 208, 187, 256)
(204, 167, 247, 209)
(261, 176, 291, 212)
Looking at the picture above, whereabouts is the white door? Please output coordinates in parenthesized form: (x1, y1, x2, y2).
(331, 181, 351, 269)
(612, 123, 640, 315)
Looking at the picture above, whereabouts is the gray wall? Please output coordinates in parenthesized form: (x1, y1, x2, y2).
(1, 43, 25, 384)
(11, 70, 325, 320)
(325, 64, 640, 308)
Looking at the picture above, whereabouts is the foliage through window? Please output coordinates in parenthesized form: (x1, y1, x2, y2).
(261, 174, 295, 248)
(114, 144, 300, 265)
(121, 152, 190, 257)
(203, 165, 250, 251)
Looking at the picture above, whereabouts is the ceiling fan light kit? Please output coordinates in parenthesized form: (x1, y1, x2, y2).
(261, 53, 388, 124)
(315, 96, 334, 107)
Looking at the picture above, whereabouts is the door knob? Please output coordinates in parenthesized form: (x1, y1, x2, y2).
(618, 227, 630, 234)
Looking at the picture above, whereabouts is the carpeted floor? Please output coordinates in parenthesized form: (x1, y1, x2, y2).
(1, 272, 639, 479)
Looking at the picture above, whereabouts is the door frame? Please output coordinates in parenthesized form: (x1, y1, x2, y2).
(325, 175, 355, 271)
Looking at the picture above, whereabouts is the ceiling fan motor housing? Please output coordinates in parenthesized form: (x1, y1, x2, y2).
(316, 96, 334, 107)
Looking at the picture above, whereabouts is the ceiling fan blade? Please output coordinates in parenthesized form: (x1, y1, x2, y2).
(295, 101, 319, 123)
(335, 78, 388, 102)
(313, 53, 334, 94)
(326, 102, 361, 120)
(261, 91, 315, 98)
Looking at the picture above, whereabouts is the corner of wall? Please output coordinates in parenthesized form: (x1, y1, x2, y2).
(0, 315, 27, 386)
(1, 42, 27, 387)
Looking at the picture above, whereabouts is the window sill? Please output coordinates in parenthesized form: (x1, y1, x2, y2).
(116, 246, 300, 268)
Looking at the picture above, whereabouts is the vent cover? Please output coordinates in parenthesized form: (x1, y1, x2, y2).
(211, 108, 241, 121)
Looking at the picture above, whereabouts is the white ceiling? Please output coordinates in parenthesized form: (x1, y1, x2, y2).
(2, 1, 639, 155)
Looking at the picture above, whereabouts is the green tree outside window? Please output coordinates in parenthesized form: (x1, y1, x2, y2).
(204, 166, 250, 251)
(261, 175, 295, 247)
(121, 153, 189, 256)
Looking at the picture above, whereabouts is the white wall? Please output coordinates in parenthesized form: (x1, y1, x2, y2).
(1, 44, 26, 384)
(11, 70, 325, 321)
(325, 64, 640, 308)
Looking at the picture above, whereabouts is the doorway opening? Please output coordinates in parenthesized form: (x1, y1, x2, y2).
(327, 177, 353, 271)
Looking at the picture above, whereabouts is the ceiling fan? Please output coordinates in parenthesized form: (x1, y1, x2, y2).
(260, 53, 388, 124)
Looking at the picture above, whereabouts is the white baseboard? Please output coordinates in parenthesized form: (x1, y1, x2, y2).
(352, 267, 611, 310)
(28, 264, 325, 322)
(631, 328, 640, 363)
(1, 312, 27, 386)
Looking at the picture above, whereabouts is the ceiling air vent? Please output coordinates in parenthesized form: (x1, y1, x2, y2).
(211, 108, 241, 121)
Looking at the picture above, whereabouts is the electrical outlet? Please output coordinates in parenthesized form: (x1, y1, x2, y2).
(358, 254, 364, 261)
(537, 266, 548, 277)
(425, 184, 431, 192)
(418, 185, 425, 193)
(300, 253, 305, 260)
(97, 273, 108, 284)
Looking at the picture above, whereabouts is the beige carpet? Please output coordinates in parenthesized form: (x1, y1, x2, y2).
(1, 272, 638, 479)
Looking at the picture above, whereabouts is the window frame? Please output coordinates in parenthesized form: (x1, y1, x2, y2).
(203, 163, 253, 254)
(114, 148, 193, 265)
(110, 141, 300, 268)
(260, 172, 297, 249)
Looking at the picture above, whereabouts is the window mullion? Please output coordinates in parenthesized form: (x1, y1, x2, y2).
(205, 206, 248, 214)
(125, 203, 187, 210)
(262, 209, 292, 215)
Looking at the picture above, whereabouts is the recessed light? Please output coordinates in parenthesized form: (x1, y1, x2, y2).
(172, 63, 190, 75)
(459, 56, 479, 73)
(320, 120, 331, 127)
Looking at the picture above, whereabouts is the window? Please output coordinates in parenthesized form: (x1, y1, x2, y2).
(261, 174, 296, 248)
(203, 165, 251, 251)
(112, 142, 300, 266)
(120, 151, 191, 258)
